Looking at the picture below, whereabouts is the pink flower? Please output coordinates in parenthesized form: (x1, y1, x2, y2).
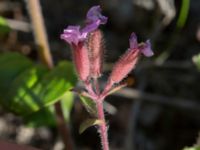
(129, 33, 154, 57)
(60, 26, 86, 45)
(108, 32, 154, 85)
(60, 5, 107, 81)
(60, 5, 107, 46)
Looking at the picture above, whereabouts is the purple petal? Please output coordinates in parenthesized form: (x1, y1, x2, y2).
(129, 32, 138, 49)
(61, 6, 107, 45)
(86, 5, 108, 24)
(139, 40, 154, 57)
(81, 20, 101, 34)
(83, 5, 107, 33)
(60, 25, 86, 45)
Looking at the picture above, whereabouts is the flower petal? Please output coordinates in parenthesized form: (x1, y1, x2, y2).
(61, 6, 107, 45)
(82, 5, 108, 33)
(86, 5, 108, 25)
(129, 32, 138, 49)
(61, 25, 86, 45)
(139, 40, 154, 57)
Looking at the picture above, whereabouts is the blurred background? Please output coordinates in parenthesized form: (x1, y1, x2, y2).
(0, 0, 200, 150)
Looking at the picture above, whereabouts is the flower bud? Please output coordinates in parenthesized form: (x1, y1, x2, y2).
(72, 43, 90, 81)
(87, 30, 104, 78)
(108, 48, 140, 84)
(108, 32, 154, 85)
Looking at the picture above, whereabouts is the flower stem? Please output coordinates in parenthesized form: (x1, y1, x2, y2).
(96, 100, 109, 150)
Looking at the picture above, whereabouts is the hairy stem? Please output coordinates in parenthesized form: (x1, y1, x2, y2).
(96, 100, 109, 150)
(25, 0, 73, 149)
(85, 81, 96, 97)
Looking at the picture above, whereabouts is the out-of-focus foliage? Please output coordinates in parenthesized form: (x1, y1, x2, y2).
(183, 147, 200, 150)
(24, 91, 74, 127)
(0, 16, 10, 35)
(0, 52, 77, 126)
(193, 53, 200, 70)
(176, 0, 190, 29)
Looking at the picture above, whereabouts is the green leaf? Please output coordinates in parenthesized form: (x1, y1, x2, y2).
(0, 16, 10, 34)
(0, 53, 33, 98)
(0, 52, 77, 117)
(79, 118, 103, 134)
(61, 91, 74, 122)
(176, 0, 190, 30)
(24, 91, 74, 127)
(193, 53, 200, 70)
(183, 147, 200, 150)
(6, 65, 48, 114)
(24, 105, 55, 127)
(79, 95, 97, 116)
(37, 61, 77, 107)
